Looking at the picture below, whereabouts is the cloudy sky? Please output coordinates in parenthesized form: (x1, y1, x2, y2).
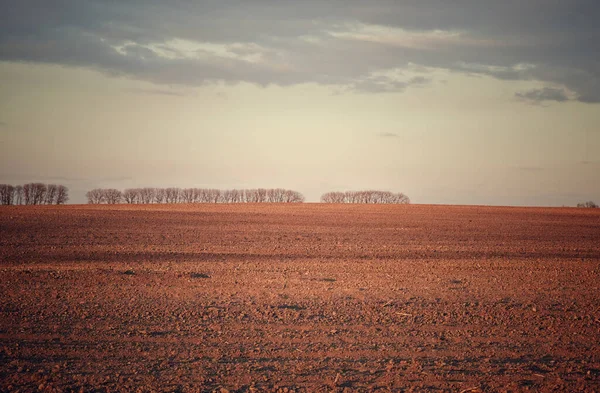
(1, 0, 599, 205)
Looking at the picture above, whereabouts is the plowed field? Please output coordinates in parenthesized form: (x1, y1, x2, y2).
(1, 204, 600, 392)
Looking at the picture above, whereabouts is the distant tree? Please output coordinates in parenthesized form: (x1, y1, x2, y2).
(86, 188, 105, 204)
(245, 189, 259, 203)
(139, 188, 155, 204)
(267, 188, 284, 202)
(283, 189, 304, 203)
(55, 185, 69, 205)
(222, 189, 234, 203)
(104, 189, 122, 204)
(207, 189, 221, 203)
(231, 189, 242, 203)
(181, 188, 195, 203)
(22, 183, 32, 205)
(577, 201, 598, 208)
(0, 184, 15, 205)
(30, 183, 47, 205)
(393, 192, 410, 204)
(321, 192, 345, 203)
(154, 188, 166, 204)
(321, 190, 409, 204)
(165, 188, 180, 203)
(14, 185, 23, 205)
(257, 188, 267, 203)
(193, 188, 207, 203)
(45, 184, 58, 205)
(123, 188, 139, 204)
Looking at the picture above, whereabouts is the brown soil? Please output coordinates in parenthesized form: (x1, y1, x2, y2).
(1, 204, 599, 392)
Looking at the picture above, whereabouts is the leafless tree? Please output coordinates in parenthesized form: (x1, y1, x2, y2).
(283, 190, 304, 203)
(83, 186, 307, 205)
(180, 188, 195, 203)
(31, 183, 47, 205)
(267, 188, 284, 202)
(232, 189, 242, 203)
(0, 184, 15, 205)
(22, 183, 33, 205)
(205, 189, 220, 203)
(393, 192, 410, 204)
(165, 188, 180, 203)
(321, 192, 345, 203)
(192, 188, 206, 203)
(86, 188, 105, 204)
(577, 201, 598, 208)
(104, 189, 122, 204)
(45, 184, 58, 205)
(257, 188, 267, 203)
(56, 185, 69, 205)
(139, 188, 155, 204)
(321, 190, 410, 204)
(222, 189, 234, 203)
(123, 188, 139, 204)
(14, 185, 23, 205)
(154, 188, 166, 204)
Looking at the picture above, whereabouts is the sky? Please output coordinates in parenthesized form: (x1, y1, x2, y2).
(0, 0, 599, 205)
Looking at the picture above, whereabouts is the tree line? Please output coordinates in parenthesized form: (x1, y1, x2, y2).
(0, 183, 69, 205)
(320, 190, 410, 204)
(85, 187, 305, 204)
(577, 201, 598, 208)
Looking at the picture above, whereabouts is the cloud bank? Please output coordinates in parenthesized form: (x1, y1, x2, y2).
(1, 1, 599, 102)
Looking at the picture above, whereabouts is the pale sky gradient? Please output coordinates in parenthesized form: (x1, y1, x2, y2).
(1, 1, 599, 205)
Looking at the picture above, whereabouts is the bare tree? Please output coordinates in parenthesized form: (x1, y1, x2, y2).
(0, 184, 15, 205)
(22, 183, 33, 205)
(321, 190, 410, 204)
(194, 188, 208, 203)
(246, 189, 259, 203)
(14, 185, 23, 205)
(29, 183, 47, 205)
(165, 188, 180, 203)
(86, 188, 105, 204)
(206, 189, 221, 203)
(83, 186, 307, 205)
(139, 188, 155, 204)
(154, 188, 166, 204)
(181, 188, 195, 203)
(231, 189, 242, 203)
(222, 189, 234, 203)
(257, 188, 267, 203)
(321, 192, 345, 203)
(104, 189, 122, 204)
(56, 185, 69, 205)
(45, 184, 58, 205)
(267, 188, 284, 202)
(577, 201, 598, 208)
(123, 188, 139, 204)
(393, 192, 410, 204)
(283, 190, 304, 203)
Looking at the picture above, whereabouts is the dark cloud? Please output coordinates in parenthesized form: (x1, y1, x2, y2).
(351, 75, 430, 94)
(515, 87, 570, 104)
(124, 87, 190, 97)
(1, 1, 599, 100)
(376, 132, 399, 138)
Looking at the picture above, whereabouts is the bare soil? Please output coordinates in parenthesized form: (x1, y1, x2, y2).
(1, 204, 599, 392)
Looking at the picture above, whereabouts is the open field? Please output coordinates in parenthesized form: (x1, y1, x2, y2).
(1, 204, 600, 392)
